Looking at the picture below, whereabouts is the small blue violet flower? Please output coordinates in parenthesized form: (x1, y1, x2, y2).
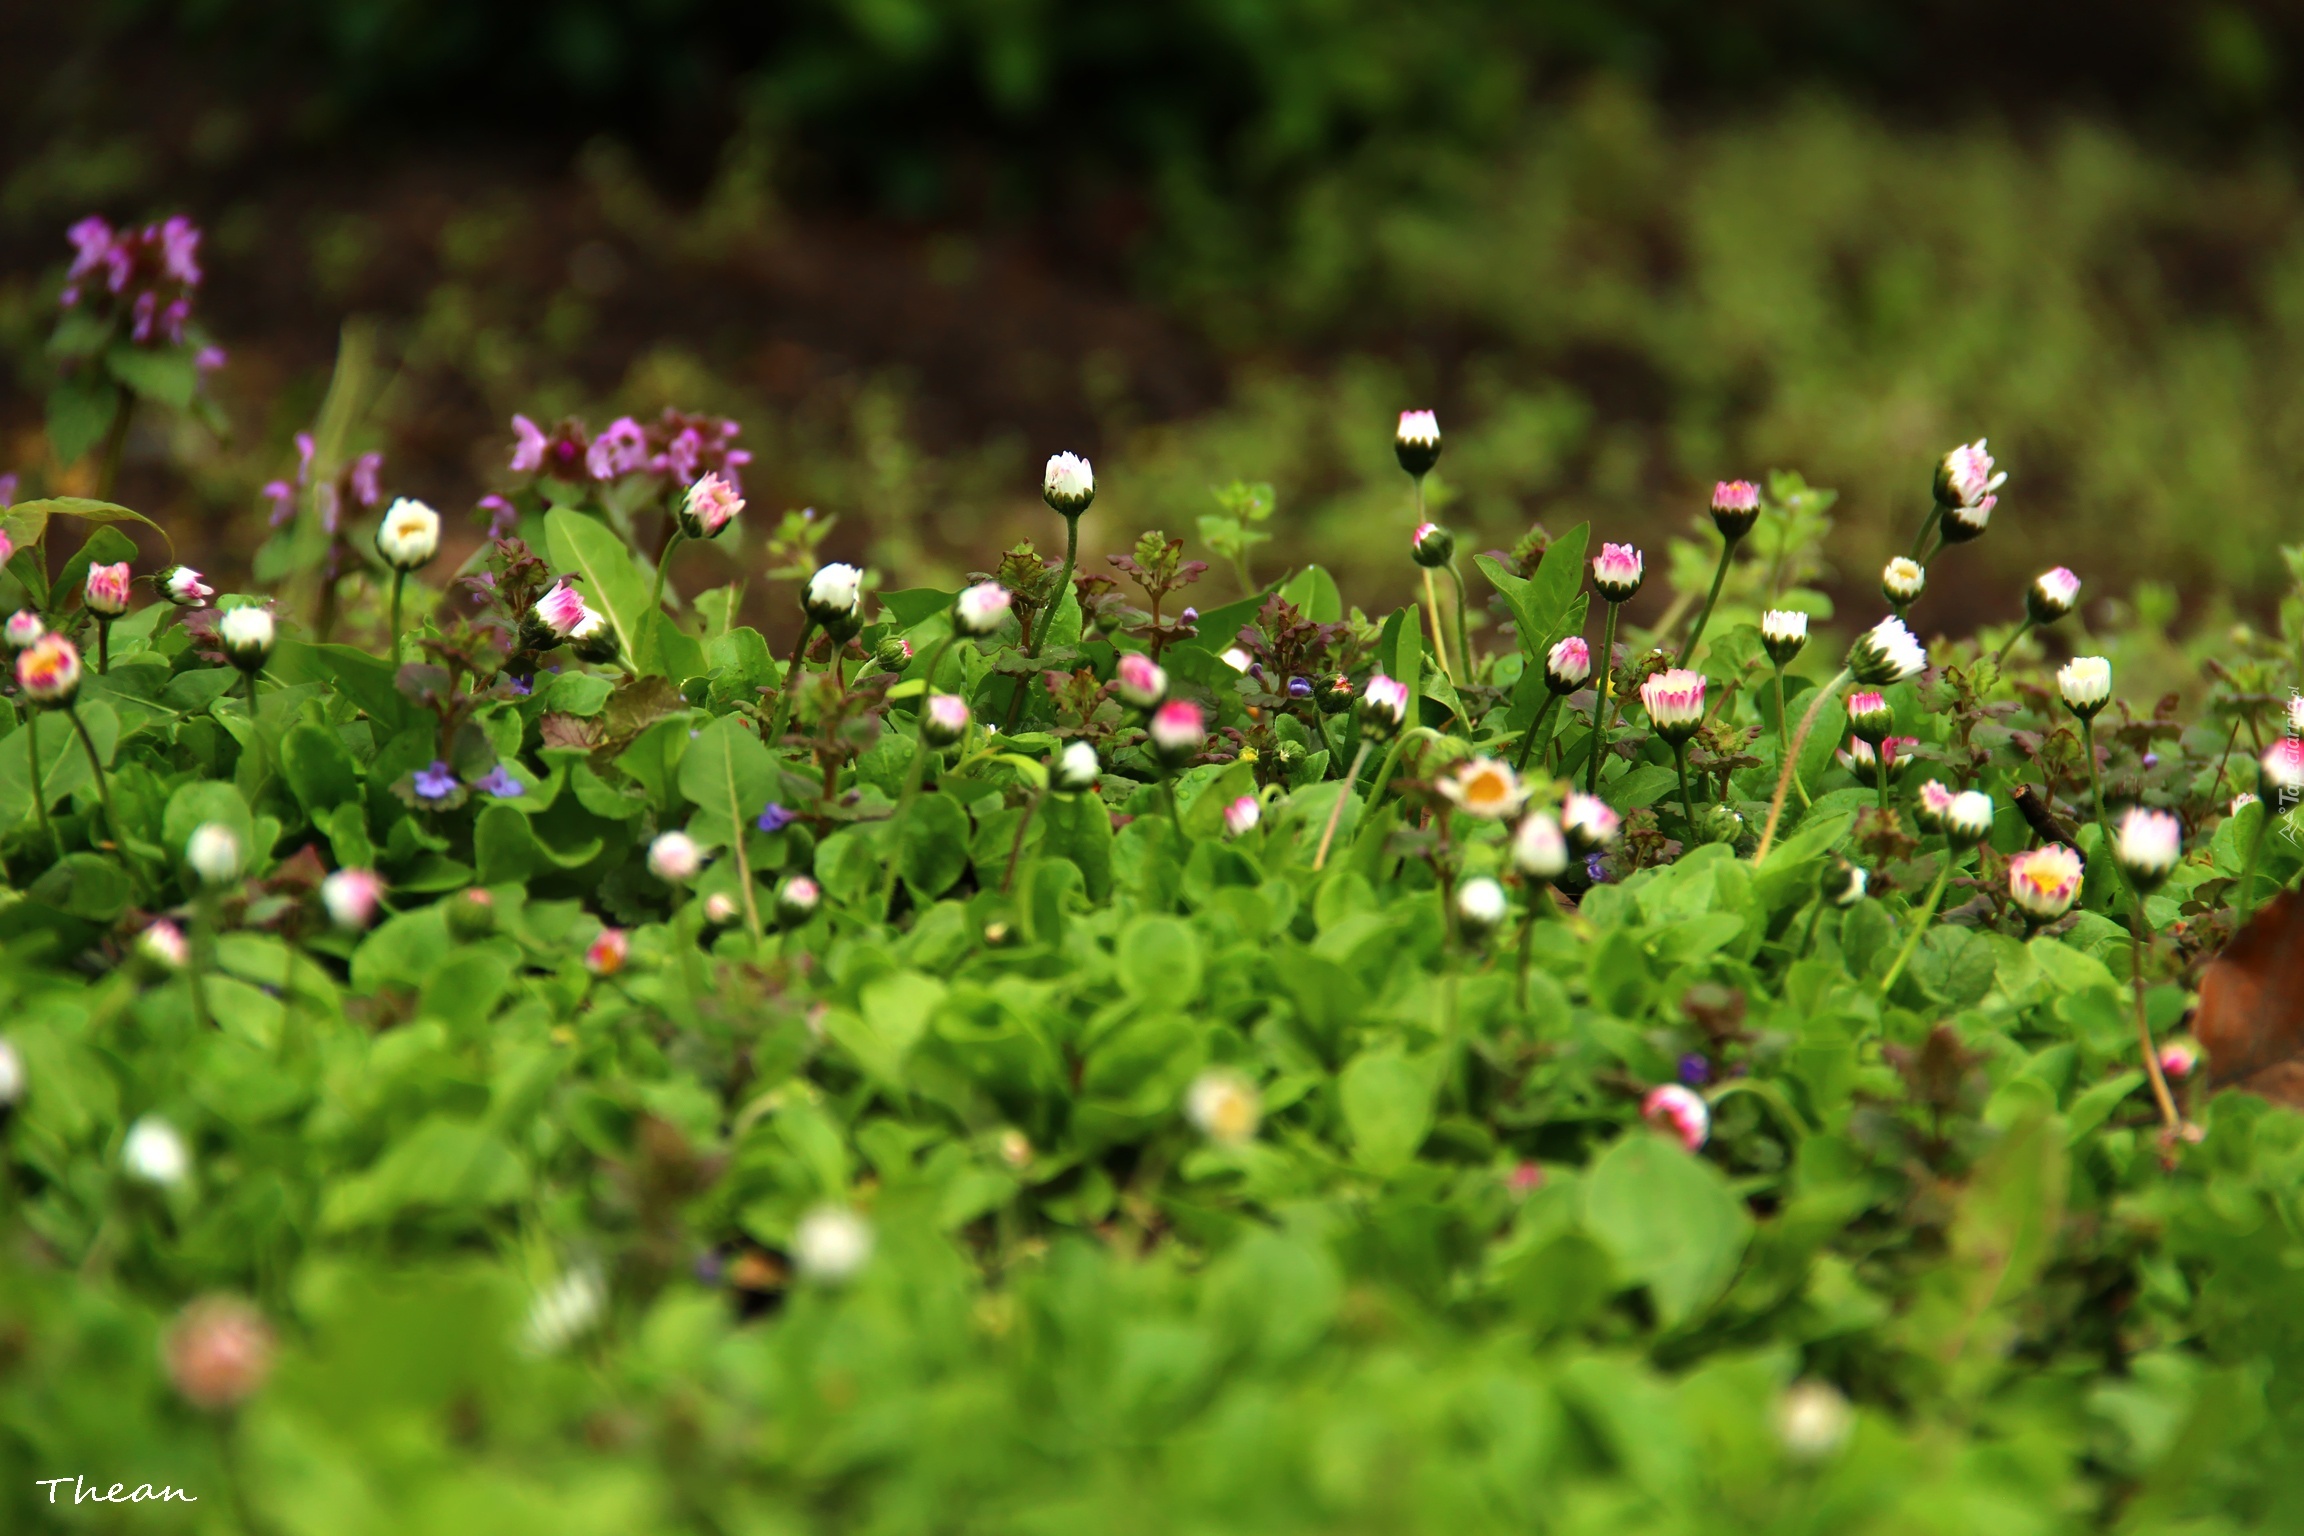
(1678, 1052, 1712, 1087)
(477, 766, 525, 798)
(1286, 676, 1313, 699)
(412, 761, 459, 803)
(757, 803, 796, 833)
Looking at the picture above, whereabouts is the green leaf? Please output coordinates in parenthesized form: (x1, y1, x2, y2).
(106, 344, 199, 408)
(1339, 1046, 1437, 1176)
(675, 714, 774, 850)
(897, 792, 971, 899)
(474, 802, 547, 885)
(0, 707, 90, 830)
(539, 670, 615, 716)
(46, 376, 120, 468)
(1582, 1132, 1752, 1326)
(163, 779, 255, 864)
(1279, 565, 1343, 623)
(0, 494, 172, 560)
(319, 1116, 530, 1230)
(268, 640, 415, 735)
(27, 852, 132, 921)
(1118, 914, 1203, 1004)
(545, 508, 655, 673)
(281, 723, 363, 816)
(1752, 810, 1855, 914)
(53, 526, 139, 615)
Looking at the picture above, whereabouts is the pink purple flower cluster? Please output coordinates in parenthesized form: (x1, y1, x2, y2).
(62, 215, 211, 351)
(509, 408, 752, 495)
(262, 432, 384, 534)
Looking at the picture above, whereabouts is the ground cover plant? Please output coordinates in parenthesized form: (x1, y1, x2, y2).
(6, 218, 2304, 1534)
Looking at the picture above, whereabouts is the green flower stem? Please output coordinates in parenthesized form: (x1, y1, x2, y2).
(387, 569, 406, 664)
(1313, 740, 1374, 872)
(1422, 568, 1454, 684)
(1879, 846, 1957, 994)
(1672, 739, 1698, 831)
(1028, 516, 1079, 661)
(2235, 811, 2271, 928)
(96, 616, 112, 675)
(66, 703, 135, 880)
(1677, 534, 1738, 667)
(879, 630, 966, 917)
(1313, 708, 1345, 780)
(1796, 898, 1828, 960)
(1162, 774, 1186, 841)
(2080, 716, 2113, 901)
(1445, 561, 1474, 680)
(1908, 503, 1943, 561)
(23, 705, 57, 859)
(2129, 896, 2184, 1134)
(1512, 692, 1562, 774)
(1990, 615, 2034, 672)
(1754, 665, 1852, 863)
(647, 528, 687, 619)
(1366, 727, 1428, 809)
(1516, 883, 1558, 1009)
(1001, 787, 1044, 894)
(1876, 760, 1891, 819)
(1584, 599, 1622, 795)
(764, 619, 819, 747)
(1772, 665, 1810, 809)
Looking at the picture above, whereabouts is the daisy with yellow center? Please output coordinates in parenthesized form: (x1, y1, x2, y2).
(1437, 757, 1529, 820)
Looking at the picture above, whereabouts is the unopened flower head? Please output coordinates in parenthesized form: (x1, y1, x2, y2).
(1592, 542, 1645, 602)
(1776, 1381, 1854, 1463)
(1186, 1068, 1261, 1146)
(1642, 1084, 1710, 1151)
(2008, 844, 2083, 922)
(0, 1036, 20, 1109)
(531, 581, 590, 640)
(954, 581, 1011, 637)
(1411, 521, 1455, 568)
(677, 471, 744, 539)
(1054, 739, 1101, 793)
(1222, 795, 1262, 838)
(15, 632, 81, 704)
(2261, 737, 2304, 793)
(1941, 494, 1995, 543)
(1439, 757, 1529, 820)
(521, 1266, 605, 1356)
(701, 892, 741, 927)
(1640, 668, 1707, 742)
(1847, 615, 1926, 686)
(447, 888, 496, 939)
(2232, 792, 2261, 815)
(2159, 1040, 2198, 1081)
(1042, 451, 1094, 515)
(1544, 635, 1591, 693)
(1148, 699, 1206, 766)
(166, 1296, 276, 1410)
(1880, 557, 1926, 607)
(585, 927, 628, 977)
(922, 692, 971, 747)
(217, 605, 275, 671)
(1218, 646, 1252, 674)
(805, 563, 865, 627)
(1710, 479, 1762, 540)
(1760, 609, 1809, 666)
(1837, 735, 1916, 788)
(1561, 792, 1621, 853)
(874, 634, 914, 672)
(1820, 857, 1869, 907)
(124, 1116, 190, 1187)
(1914, 779, 1956, 834)
(186, 822, 243, 886)
(162, 565, 214, 607)
(1944, 789, 1995, 845)
(775, 875, 821, 928)
(1512, 811, 1570, 879)
(3, 610, 43, 650)
(137, 919, 190, 970)
(376, 497, 441, 569)
(1933, 437, 2006, 511)
(2027, 566, 2081, 625)
(2058, 656, 2112, 719)
(2114, 806, 2182, 891)
(1846, 689, 1894, 745)
(84, 560, 133, 616)
(793, 1205, 874, 1283)
(320, 868, 386, 931)
(568, 603, 618, 664)
(1455, 876, 1509, 938)
(1393, 409, 1442, 477)
(1317, 671, 1355, 714)
(648, 831, 703, 883)
(1360, 673, 1410, 740)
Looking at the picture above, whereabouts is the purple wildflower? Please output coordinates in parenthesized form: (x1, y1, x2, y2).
(262, 481, 296, 526)
(347, 452, 383, 511)
(587, 417, 649, 481)
(505, 676, 532, 697)
(1678, 1053, 1712, 1087)
(2142, 751, 2160, 769)
(412, 761, 459, 804)
(478, 493, 518, 538)
(1286, 676, 1312, 699)
(757, 803, 796, 833)
(510, 415, 547, 474)
(1585, 852, 1610, 884)
(0, 473, 16, 508)
(476, 765, 525, 798)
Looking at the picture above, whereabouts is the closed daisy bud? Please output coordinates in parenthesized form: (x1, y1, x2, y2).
(804, 563, 864, 628)
(2007, 844, 2083, 922)
(162, 565, 214, 607)
(1710, 479, 1761, 540)
(1148, 700, 1206, 766)
(1880, 557, 1925, 607)
(1847, 615, 1926, 686)
(1317, 671, 1355, 714)
(1561, 792, 1620, 853)
(1438, 757, 1529, 820)
(16, 633, 81, 704)
(1759, 609, 1809, 665)
(1186, 1068, 1261, 1146)
(217, 605, 275, 671)
(2258, 738, 2304, 793)
(1847, 689, 1894, 745)
(1776, 1381, 1854, 1462)
(1641, 1084, 1709, 1151)
(922, 692, 971, 747)
(1933, 437, 2006, 510)
(2027, 566, 2081, 625)
(1639, 668, 1707, 742)
(1394, 409, 1442, 477)
(1115, 651, 1168, 709)
(2114, 806, 2182, 891)
(446, 888, 496, 939)
(676, 471, 743, 539)
(320, 868, 385, 931)
(84, 560, 133, 615)
(1042, 451, 1094, 516)
(2160, 1040, 2198, 1080)
(4, 610, 44, 650)
(701, 891, 741, 927)
(568, 603, 619, 665)
(1837, 735, 1915, 788)
(137, 919, 190, 970)
(1455, 876, 1509, 938)
(2232, 791, 2261, 815)
(375, 497, 441, 569)
(1592, 542, 1644, 602)
(521, 1267, 606, 1355)
(165, 1296, 275, 1411)
(1411, 521, 1455, 568)
(775, 874, 821, 928)
(186, 822, 243, 886)
(954, 581, 1011, 637)
(1360, 673, 1410, 740)
(124, 1115, 191, 1186)
(1544, 636, 1591, 694)
(1820, 857, 1869, 907)
(1512, 812, 1570, 879)
(1054, 740, 1101, 793)
(793, 1205, 874, 1283)
(1940, 494, 1995, 544)
(2057, 656, 2111, 719)
(874, 634, 914, 671)
(585, 927, 628, 976)
(531, 581, 590, 641)
(1914, 779, 1955, 834)
(1944, 789, 1994, 845)
(648, 831, 703, 883)
(1222, 795, 1261, 837)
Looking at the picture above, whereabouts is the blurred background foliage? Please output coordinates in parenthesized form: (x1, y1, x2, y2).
(2, 1, 2303, 638)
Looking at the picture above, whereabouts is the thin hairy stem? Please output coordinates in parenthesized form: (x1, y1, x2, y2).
(1673, 740, 1698, 832)
(1512, 692, 1562, 773)
(647, 528, 687, 619)
(1990, 616, 2033, 671)
(388, 569, 405, 665)
(1422, 569, 1453, 684)
(24, 705, 57, 858)
(1029, 517, 1079, 660)
(1314, 741, 1374, 871)
(2129, 898, 2183, 1134)
(1445, 562, 1473, 681)
(764, 619, 818, 746)
(1678, 535, 1737, 667)
(1584, 600, 1621, 795)
(1879, 850, 1956, 993)
(1754, 665, 1852, 863)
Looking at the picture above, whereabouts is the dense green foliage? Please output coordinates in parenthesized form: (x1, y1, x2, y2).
(2, 398, 2303, 1533)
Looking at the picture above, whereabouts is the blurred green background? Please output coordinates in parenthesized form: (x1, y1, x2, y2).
(3, 1, 2304, 635)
